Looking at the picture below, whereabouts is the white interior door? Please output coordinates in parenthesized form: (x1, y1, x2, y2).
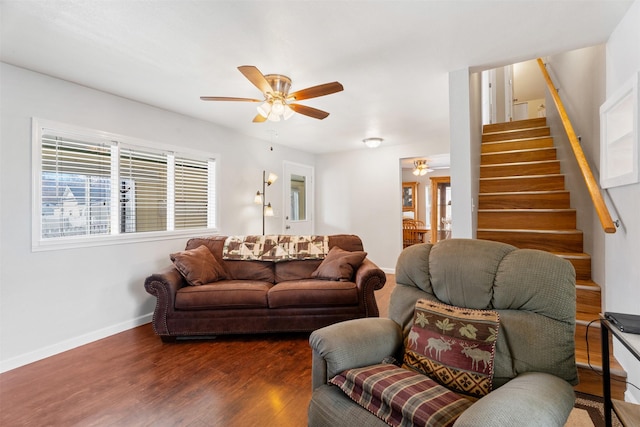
(283, 161, 314, 235)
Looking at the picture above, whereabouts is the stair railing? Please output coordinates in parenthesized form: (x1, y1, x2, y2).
(536, 58, 617, 233)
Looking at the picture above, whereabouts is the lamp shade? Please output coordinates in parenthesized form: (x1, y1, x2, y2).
(254, 191, 263, 204)
(265, 203, 274, 216)
(267, 172, 278, 185)
(257, 101, 271, 118)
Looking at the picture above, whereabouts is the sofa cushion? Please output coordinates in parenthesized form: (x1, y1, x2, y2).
(311, 246, 367, 281)
(330, 363, 472, 427)
(403, 299, 500, 398)
(225, 260, 275, 283)
(267, 280, 359, 308)
(170, 245, 227, 286)
(274, 259, 322, 282)
(175, 280, 272, 310)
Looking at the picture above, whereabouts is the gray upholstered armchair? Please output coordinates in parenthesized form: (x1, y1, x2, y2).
(308, 239, 578, 427)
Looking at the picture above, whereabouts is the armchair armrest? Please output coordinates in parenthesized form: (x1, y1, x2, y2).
(144, 267, 186, 336)
(309, 317, 402, 390)
(454, 372, 575, 427)
(354, 258, 387, 317)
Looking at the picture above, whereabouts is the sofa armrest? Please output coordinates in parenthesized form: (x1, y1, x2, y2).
(309, 317, 402, 390)
(354, 258, 386, 317)
(454, 372, 575, 427)
(144, 267, 186, 336)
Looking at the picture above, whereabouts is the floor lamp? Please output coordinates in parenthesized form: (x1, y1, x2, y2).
(255, 170, 277, 235)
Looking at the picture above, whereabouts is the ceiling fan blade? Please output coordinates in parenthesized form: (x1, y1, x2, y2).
(252, 114, 268, 123)
(289, 104, 330, 120)
(200, 96, 262, 102)
(288, 82, 343, 101)
(238, 65, 274, 96)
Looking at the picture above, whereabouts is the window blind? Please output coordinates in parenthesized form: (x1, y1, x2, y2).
(41, 134, 112, 238)
(35, 120, 217, 247)
(174, 156, 209, 229)
(119, 147, 167, 233)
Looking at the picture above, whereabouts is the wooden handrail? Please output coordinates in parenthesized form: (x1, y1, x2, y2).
(536, 58, 617, 233)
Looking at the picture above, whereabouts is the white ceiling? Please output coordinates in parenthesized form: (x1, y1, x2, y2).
(0, 0, 633, 154)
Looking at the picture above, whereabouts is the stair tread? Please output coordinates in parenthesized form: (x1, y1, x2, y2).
(482, 146, 557, 155)
(478, 228, 582, 233)
(481, 160, 560, 167)
(576, 278, 600, 288)
(483, 118, 547, 133)
(482, 125, 550, 136)
(478, 208, 576, 212)
(552, 252, 591, 258)
(482, 136, 553, 145)
(480, 173, 563, 180)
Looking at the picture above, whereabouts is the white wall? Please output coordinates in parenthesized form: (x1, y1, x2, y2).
(449, 68, 482, 239)
(604, 0, 640, 404)
(0, 63, 314, 372)
(315, 142, 451, 272)
(543, 45, 605, 282)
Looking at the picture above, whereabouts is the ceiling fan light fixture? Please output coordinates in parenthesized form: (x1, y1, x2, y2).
(257, 101, 271, 118)
(363, 137, 383, 148)
(283, 104, 295, 120)
(413, 159, 433, 176)
(271, 99, 285, 116)
(267, 112, 281, 122)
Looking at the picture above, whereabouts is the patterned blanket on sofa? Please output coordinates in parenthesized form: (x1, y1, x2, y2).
(222, 235, 329, 262)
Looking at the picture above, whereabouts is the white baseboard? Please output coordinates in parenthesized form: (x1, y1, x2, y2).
(0, 313, 153, 374)
(381, 267, 396, 274)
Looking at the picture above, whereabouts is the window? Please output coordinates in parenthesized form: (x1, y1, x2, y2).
(33, 119, 218, 250)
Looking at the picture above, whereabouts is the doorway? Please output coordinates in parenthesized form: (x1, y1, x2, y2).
(283, 161, 314, 235)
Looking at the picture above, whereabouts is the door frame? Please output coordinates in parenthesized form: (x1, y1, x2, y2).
(282, 161, 314, 235)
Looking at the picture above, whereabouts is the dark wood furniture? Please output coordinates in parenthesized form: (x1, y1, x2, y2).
(600, 314, 640, 427)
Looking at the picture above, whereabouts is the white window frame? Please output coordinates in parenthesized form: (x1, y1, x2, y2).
(32, 118, 219, 251)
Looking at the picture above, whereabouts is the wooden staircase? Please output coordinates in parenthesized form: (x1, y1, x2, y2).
(477, 117, 627, 399)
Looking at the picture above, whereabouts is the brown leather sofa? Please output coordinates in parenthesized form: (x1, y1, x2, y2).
(144, 234, 386, 342)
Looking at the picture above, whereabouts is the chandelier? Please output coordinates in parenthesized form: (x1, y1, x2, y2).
(413, 160, 433, 176)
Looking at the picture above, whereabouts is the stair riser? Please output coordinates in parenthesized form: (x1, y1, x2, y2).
(477, 230, 583, 252)
(482, 127, 550, 142)
(480, 161, 561, 178)
(561, 256, 592, 280)
(481, 148, 557, 165)
(577, 288, 602, 319)
(483, 118, 547, 133)
(576, 322, 604, 359)
(482, 137, 554, 153)
(480, 175, 565, 193)
(478, 192, 570, 209)
(575, 367, 626, 399)
(478, 210, 576, 230)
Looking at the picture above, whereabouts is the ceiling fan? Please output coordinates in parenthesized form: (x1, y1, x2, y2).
(200, 65, 344, 122)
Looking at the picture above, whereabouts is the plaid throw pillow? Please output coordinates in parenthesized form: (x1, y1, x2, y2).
(403, 299, 500, 398)
(331, 364, 472, 427)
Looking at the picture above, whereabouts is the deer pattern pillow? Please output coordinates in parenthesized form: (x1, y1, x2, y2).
(402, 299, 500, 398)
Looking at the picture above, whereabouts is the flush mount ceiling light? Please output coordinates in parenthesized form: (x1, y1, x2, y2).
(363, 137, 383, 148)
(413, 159, 433, 176)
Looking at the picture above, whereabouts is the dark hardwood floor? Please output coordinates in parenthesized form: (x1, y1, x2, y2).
(0, 275, 396, 426)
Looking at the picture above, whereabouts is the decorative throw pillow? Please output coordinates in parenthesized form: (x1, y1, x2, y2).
(330, 364, 472, 427)
(311, 246, 367, 281)
(170, 245, 226, 286)
(403, 299, 500, 398)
